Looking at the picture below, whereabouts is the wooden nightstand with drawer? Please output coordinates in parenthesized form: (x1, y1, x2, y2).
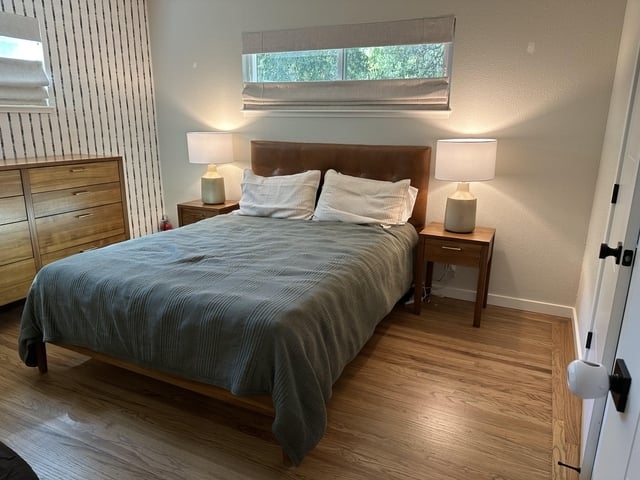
(414, 222, 495, 327)
(177, 200, 239, 226)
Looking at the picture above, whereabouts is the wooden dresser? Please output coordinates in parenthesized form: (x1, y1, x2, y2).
(0, 155, 130, 306)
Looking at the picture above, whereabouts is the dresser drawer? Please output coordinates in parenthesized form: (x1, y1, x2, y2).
(424, 238, 484, 267)
(0, 258, 36, 305)
(0, 221, 33, 266)
(28, 161, 120, 193)
(36, 203, 126, 255)
(32, 182, 122, 218)
(0, 170, 22, 198)
(0, 195, 27, 225)
(41, 233, 128, 266)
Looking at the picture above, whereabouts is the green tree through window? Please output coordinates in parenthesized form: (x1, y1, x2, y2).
(250, 43, 447, 83)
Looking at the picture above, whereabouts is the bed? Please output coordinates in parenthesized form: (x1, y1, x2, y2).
(18, 140, 431, 465)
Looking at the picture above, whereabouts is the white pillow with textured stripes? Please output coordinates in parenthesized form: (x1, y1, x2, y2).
(313, 169, 417, 225)
(236, 169, 321, 220)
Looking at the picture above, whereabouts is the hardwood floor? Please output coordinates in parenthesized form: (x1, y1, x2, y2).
(0, 296, 581, 480)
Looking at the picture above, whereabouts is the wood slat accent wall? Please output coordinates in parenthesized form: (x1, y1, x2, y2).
(0, 0, 162, 238)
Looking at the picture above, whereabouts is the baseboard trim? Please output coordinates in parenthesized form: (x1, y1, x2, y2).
(570, 307, 581, 358)
(433, 285, 574, 318)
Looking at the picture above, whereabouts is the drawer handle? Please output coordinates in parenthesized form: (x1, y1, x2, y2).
(70, 167, 87, 173)
(76, 213, 94, 219)
(73, 190, 90, 196)
(441, 246, 462, 251)
(81, 247, 98, 253)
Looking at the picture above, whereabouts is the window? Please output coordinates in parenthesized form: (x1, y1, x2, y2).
(0, 12, 51, 111)
(242, 16, 455, 112)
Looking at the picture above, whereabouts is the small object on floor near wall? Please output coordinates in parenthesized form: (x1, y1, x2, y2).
(159, 215, 173, 231)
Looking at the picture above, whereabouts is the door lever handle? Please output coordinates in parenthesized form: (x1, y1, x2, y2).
(599, 242, 622, 264)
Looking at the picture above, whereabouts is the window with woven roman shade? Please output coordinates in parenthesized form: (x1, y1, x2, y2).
(241, 16, 455, 112)
(0, 11, 51, 111)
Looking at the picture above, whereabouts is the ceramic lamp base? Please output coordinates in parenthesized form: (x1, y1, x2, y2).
(201, 164, 225, 204)
(444, 182, 477, 233)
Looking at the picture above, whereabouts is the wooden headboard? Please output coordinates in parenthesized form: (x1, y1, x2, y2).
(251, 140, 431, 230)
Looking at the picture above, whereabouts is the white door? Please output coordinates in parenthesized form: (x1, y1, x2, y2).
(590, 229, 640, 479)
(581, 20, 640, 474)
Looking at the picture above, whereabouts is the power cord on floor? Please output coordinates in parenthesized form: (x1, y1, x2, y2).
(404, 285, 430, 305)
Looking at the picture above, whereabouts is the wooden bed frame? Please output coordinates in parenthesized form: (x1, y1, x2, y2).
(32, 140, 431, 462)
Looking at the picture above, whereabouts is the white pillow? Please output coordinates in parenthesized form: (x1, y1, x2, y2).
(313, 169, 418, 225)
(236, 169, 321, 220)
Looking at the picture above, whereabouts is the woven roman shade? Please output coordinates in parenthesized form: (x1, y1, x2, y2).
(0, 12, 50, 108)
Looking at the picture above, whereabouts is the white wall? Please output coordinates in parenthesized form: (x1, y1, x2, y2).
(147, 0, 626, 313)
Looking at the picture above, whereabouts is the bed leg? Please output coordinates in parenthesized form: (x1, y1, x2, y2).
(281, 449, 292, 467)
(35, 342, 48, 374)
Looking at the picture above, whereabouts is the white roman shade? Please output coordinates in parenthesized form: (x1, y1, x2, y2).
(242, 78, 450, 109)
(0, 12, 51, 109)
(242, 15, 455, 112)
(242, 16, 455, 54)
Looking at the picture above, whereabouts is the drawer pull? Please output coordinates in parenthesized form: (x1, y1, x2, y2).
(70, 167, 87, 173)
(72, 190, 90, 196)
(441, 246, 462, 251)
(81, 247, 98, 253)
(76, 213, 94, 219)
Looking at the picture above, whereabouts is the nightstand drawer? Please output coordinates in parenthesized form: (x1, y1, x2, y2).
(177, 200, 239, 226)
(425, 238, 483, 266)
(180, 207, 219, 225)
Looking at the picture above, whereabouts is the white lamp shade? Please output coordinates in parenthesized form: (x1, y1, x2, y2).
(186, 132, 234, 165)
(435, 138, 497, 182)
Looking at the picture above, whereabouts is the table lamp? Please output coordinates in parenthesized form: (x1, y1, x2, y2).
(187, 132, 233, 204)
(435, 138, 497, 233)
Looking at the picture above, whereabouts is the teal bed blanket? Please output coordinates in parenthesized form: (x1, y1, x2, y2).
(19, 214, 417, 465)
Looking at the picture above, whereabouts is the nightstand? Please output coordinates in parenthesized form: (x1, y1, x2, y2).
(414, 222, 495, 327)
(177, 199, 239, 226)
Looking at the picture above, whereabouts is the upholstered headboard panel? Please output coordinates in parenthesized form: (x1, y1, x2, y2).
(250, 140, 431, 230)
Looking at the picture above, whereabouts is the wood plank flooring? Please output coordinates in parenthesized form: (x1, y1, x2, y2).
(0, 296, 581, 480)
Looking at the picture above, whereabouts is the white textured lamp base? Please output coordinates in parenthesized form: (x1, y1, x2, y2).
(201, 165, 225, 204)
(444, 182, 477, 233)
